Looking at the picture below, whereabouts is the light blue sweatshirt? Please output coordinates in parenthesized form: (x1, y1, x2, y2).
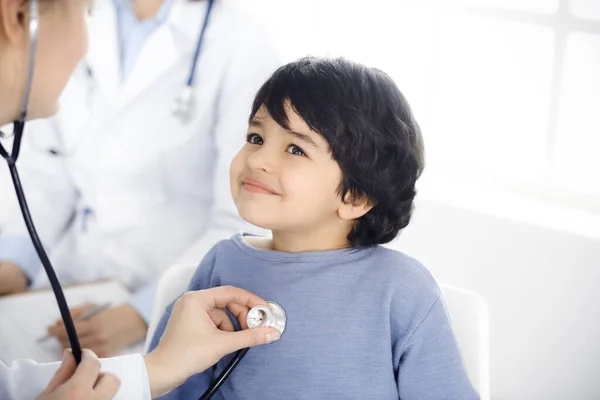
(149, 233, 479, 400)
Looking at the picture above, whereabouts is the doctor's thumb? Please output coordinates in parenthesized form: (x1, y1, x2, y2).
(220, 327, 280, 353)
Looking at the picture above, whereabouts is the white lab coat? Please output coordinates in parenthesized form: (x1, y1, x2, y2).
(1, 0, 279, 292)
(0, 354, 150, 399)
(0, 160, 15, 232)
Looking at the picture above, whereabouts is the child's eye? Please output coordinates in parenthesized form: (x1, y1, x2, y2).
(247, 133, 263, 145)
(286, 144, 306, 157)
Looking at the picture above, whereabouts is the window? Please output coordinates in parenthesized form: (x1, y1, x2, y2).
(555, 32, 600, 199)
(251, 0, 600, 214)
(429, 11, 554, 184)
(319, 0, 600, 213)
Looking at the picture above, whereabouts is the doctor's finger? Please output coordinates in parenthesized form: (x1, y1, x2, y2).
(71, 349, 103, 386)
(195, 286, 269, 311)
(70, 303, 97, 318)
(227, 303, 250, 329)
(77, 337, 113, 358)
(56, 330, 98, 351)
(50, 319, 96, 340)
(74, 318, 98, 336)
(47, 325, 69, 343)
(71, 318, 97, 337)
(50, 303, 96, 328)
(93, 372, 121, 398)
(56, 336, 70, 350)
(207, 308, 235, 332)
(217, 327, 281, 355)
(42, 350, 77, 394)
(51, 329, 94, 349)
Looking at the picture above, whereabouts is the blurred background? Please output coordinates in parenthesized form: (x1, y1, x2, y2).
(1, 0, 599, 398)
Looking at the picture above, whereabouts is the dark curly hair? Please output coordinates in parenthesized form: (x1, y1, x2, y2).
(249, 57, 425, 247)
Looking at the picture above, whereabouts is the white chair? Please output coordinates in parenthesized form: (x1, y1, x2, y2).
(440, 283, 491, 400)
(146, 267, 491, 400)
(145, 263, 197, 351)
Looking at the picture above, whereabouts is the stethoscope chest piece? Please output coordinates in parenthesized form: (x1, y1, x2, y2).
(246, 301, 286, 335)
(173, 86, 194, 123)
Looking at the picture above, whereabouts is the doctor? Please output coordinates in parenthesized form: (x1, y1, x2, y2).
(0, 0, 279, 356)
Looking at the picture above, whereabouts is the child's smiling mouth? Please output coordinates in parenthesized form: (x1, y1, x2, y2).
(242, 179, 280, 195)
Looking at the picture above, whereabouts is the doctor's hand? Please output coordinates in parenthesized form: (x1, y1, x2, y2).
(37, 349, 120, 400)
(144, 286, 281, 398)
(47, 304, 147, 358)
(0, 261, 28, 295)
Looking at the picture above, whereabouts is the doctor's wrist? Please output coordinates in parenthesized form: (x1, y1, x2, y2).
(144, 350, 183, 399)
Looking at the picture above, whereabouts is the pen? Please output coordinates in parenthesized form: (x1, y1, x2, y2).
(37, 302, 111, 343)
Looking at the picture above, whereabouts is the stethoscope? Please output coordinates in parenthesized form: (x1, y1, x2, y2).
(172, 0, 215, 122)
(36, 0, 216, 158)
(0, 1, 286, 398)
(0, 0, 81, 366)
(200, 301, 287, 400)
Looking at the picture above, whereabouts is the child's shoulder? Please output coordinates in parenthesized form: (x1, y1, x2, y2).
(368, 246, 440, 298)
(366, 247, 443, 331)
(187, 233, 250, 287)
(204, 232, 251, 257)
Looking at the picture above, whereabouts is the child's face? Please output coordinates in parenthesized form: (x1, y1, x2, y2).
(230, 104, 347, 233)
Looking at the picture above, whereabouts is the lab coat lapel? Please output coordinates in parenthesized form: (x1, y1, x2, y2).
(85, 0, 121, 102)
(117, 0, 206, 110)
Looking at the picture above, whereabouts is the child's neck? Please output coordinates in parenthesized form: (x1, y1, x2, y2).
(270, 227, 351, 253)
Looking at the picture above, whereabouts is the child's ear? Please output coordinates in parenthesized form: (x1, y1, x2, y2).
(337, 192, 374, 221)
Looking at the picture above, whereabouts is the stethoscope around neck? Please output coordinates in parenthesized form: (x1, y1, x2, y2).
(0, 1, 286, 398)
(172, 0, 215, 122)
(35, 0, 216, 158)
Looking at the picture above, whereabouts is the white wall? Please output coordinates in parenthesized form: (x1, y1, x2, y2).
(388, 197, 600, 400)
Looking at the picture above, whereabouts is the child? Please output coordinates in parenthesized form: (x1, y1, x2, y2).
(149, 57, 479, 400)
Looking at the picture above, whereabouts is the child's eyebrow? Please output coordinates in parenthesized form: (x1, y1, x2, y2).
(287, 130, 319, 149)
(250, 118, 320, 149)
(249, 119, 263, 128)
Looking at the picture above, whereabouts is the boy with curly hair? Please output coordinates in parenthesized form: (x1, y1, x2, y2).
(150, 57, 479, 400)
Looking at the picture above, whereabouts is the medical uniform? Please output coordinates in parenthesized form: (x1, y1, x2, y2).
(0, 0, 279, 322)
(0, 354, 149, 399)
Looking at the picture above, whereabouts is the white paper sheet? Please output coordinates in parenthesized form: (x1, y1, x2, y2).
(0, 280, 144, 363)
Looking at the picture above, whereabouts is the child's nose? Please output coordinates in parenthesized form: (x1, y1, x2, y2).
(247, 146, 278, 172)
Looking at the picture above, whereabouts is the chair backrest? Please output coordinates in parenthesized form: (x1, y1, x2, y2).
(146, 267, 490, 400)
(439, 283, 491, 400)
(145, 263, 197, 351)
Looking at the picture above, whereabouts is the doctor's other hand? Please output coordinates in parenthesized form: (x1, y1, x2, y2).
(144, 286, 281, 398)
(47, 303, 147, 358)
(37, 349, 120, 400)
(0, 261, 28, 295)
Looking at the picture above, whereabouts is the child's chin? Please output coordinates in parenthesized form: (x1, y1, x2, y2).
(238, 206, 274, 230)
